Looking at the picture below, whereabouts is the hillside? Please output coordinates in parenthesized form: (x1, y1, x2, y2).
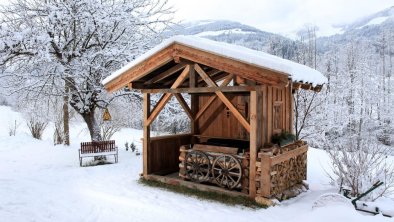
(168, 20, 292, 51)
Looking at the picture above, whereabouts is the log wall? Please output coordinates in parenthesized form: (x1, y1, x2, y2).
(148, 134, 192, 175)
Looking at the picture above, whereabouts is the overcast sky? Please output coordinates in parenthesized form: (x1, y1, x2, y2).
(168, 0, 393, 37)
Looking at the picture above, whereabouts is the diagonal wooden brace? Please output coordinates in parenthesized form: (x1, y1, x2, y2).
(194, 73, 234, 121)
(194, 64, 251, 133)
(145, 65, 190, 127)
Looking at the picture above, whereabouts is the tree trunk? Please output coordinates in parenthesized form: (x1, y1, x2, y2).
(81, 108, 102, 142)
(63, 81, 70, 146)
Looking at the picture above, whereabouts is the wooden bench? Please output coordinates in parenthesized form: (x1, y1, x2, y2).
(79, 140, 118, 166)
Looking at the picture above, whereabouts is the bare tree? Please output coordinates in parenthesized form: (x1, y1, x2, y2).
(325, 134, 394, 200)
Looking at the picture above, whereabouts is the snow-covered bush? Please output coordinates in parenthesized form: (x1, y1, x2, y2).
(27, 118, 48, 140)
(130, 142, 136, 152)
(325, 135, 394, 200)
(8, 120, 20, 136)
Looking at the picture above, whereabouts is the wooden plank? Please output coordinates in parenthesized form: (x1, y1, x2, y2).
(141, 85, 254, 94)
(193, 134, 249, 141)
(271, 145, 308, 165)
(174, 93, 193, 120)
(195, 64, 250, 133)
(249, 90, 262, 198)
(143, 93, 151, 178)
(194, 74, 234, 121)
(145, 65, 190, 126)
(147, 63, 187, 84)
(192, 144, 238, 155)
(150, 133, 192, 141)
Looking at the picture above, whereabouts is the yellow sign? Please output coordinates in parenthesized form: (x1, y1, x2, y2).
(103, 108, 112, 121)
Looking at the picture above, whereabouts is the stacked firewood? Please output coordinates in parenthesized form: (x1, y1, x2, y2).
(240, 153, 250, 194)
(255, 142, 308, 200)
(178, 145, 188, 178)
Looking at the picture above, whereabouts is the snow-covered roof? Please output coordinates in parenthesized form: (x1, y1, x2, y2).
(102, 35, 327, 87)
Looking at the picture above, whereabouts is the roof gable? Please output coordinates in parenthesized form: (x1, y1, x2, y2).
(103, 35, 327, 92)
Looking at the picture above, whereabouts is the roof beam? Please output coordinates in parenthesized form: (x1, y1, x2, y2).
(140, 85, 255, 94)
(146, 63, 187, 84)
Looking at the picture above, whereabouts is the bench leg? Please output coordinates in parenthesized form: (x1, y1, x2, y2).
(80, 157, 82, 167)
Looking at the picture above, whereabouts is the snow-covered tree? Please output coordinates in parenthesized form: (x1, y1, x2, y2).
(0, 0, 172, 141)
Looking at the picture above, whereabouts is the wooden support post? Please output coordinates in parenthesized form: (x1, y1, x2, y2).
(290, 83, 294, 134)
(260, 155, 272, 197)
(249, 90, 262, 198)
(143, 93, 151, 178)
(190, 66, 198, 139)
(267, 86, 273, 141)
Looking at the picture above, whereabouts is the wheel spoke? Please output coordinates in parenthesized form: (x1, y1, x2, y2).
(221, 174, 226, 185)
(229, 165, 237, 171)
(229, 171, 241, 176)
(228, 175, 237, 184)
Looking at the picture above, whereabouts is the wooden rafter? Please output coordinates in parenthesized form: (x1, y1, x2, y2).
(194, 74, 234, 121)
(145, 65, 190, 127)
(147, 63, 187, 84)
(197, 69, 223, 85)
(194, 64, 251, 133)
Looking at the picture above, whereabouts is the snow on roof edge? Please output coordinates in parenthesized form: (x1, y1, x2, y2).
(102, 35, 327, 87)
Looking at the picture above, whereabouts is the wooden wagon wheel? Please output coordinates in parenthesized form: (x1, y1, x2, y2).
(185, 150, 211, 183)
(212, 155, 242, 189)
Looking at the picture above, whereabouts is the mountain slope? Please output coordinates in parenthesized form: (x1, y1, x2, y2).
(168, 20, 292, 51)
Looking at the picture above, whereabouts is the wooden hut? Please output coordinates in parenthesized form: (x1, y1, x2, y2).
(102, 36, 326, 200)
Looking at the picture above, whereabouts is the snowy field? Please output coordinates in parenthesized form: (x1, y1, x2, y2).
(0, 106, 393, 222)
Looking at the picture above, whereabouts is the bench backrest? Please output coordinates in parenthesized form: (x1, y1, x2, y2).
(80, 140, 116, 154)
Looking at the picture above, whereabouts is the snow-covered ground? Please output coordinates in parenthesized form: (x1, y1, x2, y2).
(0, 106, 393, 222)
